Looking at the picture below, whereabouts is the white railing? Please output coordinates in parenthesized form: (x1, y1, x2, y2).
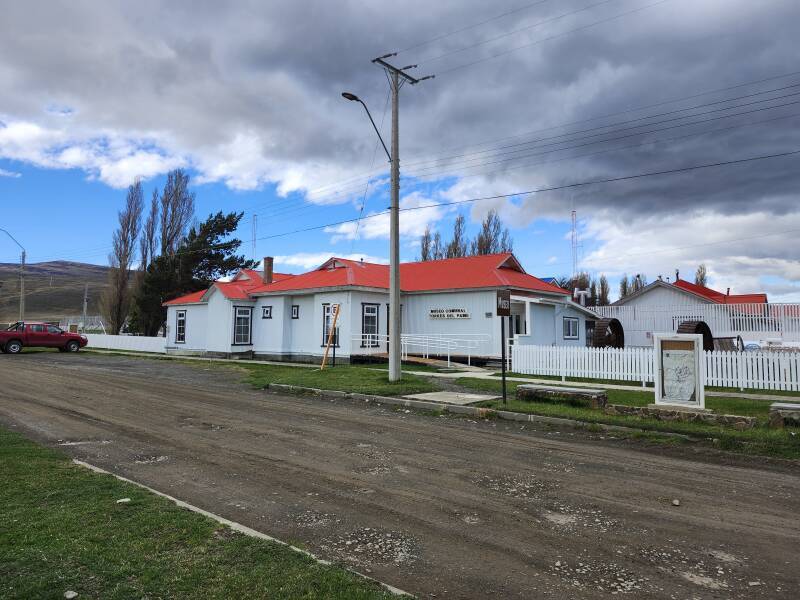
(85, 334, 167, 354)
(352, 333, 491, 366)
(594, 303, 800, 346)
(511, 344, 800, 391)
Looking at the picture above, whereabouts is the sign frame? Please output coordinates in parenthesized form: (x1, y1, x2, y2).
(653, 333, 705, 409)
(496, 290, 511, 318)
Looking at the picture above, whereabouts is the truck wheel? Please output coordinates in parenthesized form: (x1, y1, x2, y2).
(5, 340, 22, 354)
(66, 341, 81, 353)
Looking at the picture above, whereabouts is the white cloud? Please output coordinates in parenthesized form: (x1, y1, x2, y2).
(272, 252, 388, 271)
(0, 167, 20, 178)
(580, 210, 800, 302)
(324, 191, 447, 242)
(547, 255, 558, 264)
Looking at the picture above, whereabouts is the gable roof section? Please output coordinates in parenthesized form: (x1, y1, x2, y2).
(249, 253, 569, 296)
(674, 279, 767, 304)
(163, 269, 295, 306)
(613, 278, 768, 306)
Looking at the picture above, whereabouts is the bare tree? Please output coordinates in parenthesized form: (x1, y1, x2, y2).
(419, 226, 432, 261)
(619, 273, 630, 298)
(598, 275, 610, 305)
(431, 231, 444, 260)
(101, 181, 143, 334)
(445, 214, 468, 258)
(159, 169, 195, 257)
(139, 189, 159, 271)
(471, 209, 513, 255)
(695, 263, 708, 287)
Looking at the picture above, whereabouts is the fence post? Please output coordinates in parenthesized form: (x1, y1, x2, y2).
(560, 347, 566, 382)
(737, 351, 745, 391)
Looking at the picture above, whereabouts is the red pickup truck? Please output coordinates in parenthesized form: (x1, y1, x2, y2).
(0, 322, 88, 354)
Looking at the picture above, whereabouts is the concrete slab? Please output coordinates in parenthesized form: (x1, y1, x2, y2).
(403, 391, 499, 405)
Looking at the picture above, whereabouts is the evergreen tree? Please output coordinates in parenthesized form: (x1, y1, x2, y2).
(131, 211, 255, 335)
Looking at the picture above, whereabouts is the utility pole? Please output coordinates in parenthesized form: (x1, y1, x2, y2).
(0, 228, 25, 322)
(82, 283, 89, 332)
(372, 54, 433, 382)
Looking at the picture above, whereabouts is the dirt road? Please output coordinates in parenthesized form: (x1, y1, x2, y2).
(1, 353, 798, 598)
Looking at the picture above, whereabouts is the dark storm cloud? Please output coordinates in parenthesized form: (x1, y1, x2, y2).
(0, 0, 798, 210)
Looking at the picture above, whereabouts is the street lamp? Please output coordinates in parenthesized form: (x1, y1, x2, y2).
(0, 228, 26, 321)
(341, 92, 391, 162)
(342, 90, 401, 381)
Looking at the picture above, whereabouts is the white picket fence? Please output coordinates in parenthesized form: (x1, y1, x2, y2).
(511, 344, 800, 391)
(85, 334, 167, 354)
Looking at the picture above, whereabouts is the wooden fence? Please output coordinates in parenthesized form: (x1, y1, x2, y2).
(511, 345, 800, 391)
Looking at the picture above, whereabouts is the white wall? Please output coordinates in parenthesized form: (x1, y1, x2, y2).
(621, 284, 710, 308)
(403, 290, 497, 356)
(86, 334, 167, 353)
(515, 302, 589, 347)
(165, 304, 207, 351)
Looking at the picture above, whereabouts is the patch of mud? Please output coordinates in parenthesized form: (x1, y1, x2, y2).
(178, 417, 227, 431)
(639, 546, 754, 594)
(353, 465, 392, 476)
(294, 510, 338, 528)
(133, 454, 169, 464)
(542, 503, 620, 533)
(322, 527, 418, 566)
(551, 558, 649, 594)
(474, 474, 555, 499)
(681, 572, 728, 590)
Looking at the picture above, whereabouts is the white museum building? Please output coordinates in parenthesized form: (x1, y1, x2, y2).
(163, 253, 599, 363)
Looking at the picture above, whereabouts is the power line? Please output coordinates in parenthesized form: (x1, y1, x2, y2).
(396, 0, 554, 54)
(417, 0, 619, 64)
(402, 82, 800, 170)
(288, 69, 800, 200)
(405, 95, 800, 178)
(412, 111, 800, 184)
(254, 148, 800, 241)
(437, 0, 671, 75)
(398, 149, 800, 214)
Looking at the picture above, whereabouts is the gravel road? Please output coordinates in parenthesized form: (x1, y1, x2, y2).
(1, 352, 798, 599)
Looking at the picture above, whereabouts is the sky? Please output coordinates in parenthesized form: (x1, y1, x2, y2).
(0, 0, 798, 301)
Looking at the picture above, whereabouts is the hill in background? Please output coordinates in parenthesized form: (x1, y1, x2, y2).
(0, 261, 110, 323)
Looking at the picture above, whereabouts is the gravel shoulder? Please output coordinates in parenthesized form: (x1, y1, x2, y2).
(1, 352, 799, 599)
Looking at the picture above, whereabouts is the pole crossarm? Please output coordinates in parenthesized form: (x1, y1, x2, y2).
(372, 57, 435, 85)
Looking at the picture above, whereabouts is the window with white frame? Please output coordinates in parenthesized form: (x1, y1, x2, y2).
(262, 305, 272, 319)
(321, 303, 339, 346)
(175, 310, 186, 343)
(234, 307, 252, 345)
(291, 305, 299, 319)
(563, 316, 579, 340)
(362, 304, 379, 347)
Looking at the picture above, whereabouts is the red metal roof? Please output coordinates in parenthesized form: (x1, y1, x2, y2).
(673, 279, 767, 304)
(249, 253, 569, 296)
(163, 270, 294, 306)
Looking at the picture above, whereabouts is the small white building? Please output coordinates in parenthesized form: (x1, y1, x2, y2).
(163, 253, 598, 362)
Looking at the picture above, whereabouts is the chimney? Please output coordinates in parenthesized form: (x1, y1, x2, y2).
(263, 256, 274, 284)
(726, 287, 730, 296)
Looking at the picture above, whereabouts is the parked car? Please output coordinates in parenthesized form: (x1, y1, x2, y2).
(0, 321, 88, 354)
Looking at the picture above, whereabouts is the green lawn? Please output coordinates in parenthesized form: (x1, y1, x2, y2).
(240, 363, 440, 397)
(0, 427, 393, 600)
(455, 377, 800, 460)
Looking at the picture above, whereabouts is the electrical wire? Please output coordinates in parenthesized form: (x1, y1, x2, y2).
(436, 0, 671, 75)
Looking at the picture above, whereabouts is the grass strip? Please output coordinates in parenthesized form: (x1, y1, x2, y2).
(240, 363, 440, 397)
(455, 377, 800, 460)
(0, 427, 394, 600)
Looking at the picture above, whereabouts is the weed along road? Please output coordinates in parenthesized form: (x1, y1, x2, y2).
(2, 353, 799, 599)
